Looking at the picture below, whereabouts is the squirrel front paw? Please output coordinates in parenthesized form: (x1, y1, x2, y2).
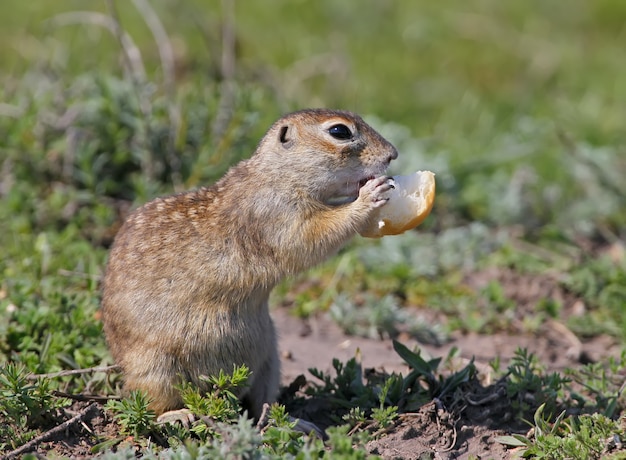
(358, 176, 394, 209)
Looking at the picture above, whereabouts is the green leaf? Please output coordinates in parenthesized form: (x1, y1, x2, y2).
(392, 340, 434, 376)
(494, 435, 530, 447)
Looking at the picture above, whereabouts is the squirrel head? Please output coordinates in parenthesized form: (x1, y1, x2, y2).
(255, 109, 398, 206)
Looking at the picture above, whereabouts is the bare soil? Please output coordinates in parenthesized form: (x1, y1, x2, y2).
(6, 267, 623, 459)
(275, 307, 620, 460)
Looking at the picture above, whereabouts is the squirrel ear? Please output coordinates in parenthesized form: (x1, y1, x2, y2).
(279, 125, 294, 148)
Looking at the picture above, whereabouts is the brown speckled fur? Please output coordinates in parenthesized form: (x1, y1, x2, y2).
(101, 109, 398, 417)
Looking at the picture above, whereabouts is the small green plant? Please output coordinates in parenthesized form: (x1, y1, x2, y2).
(307, 341, 475, 434)
(566, 350, 626, 418)
(261, 404, 308, 457)
(505, 348, 569, 419)
(104, 371, 252, 451)
(307, 354, 380, 425)
(174, 365, 250, 441)
(392, 340, 476, 411)
(342, 407, 367, 429)
(371, 377, 399, 430)
(496, 403, 625, 459)
(180, 365, 249, 420)
(105, 390, 157, 439)
(323, 424, 379, 460)
(0, 363, 67, 449)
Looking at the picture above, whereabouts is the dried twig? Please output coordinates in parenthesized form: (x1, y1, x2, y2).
(53, 391, 120, 403)
(255, 403, 271, 432)
(132, 0, 175, 92)
(47, 11, 146, 81)
(440, 422, 458, 452)
(211, 0, 237, 145)
(132, 0, 183, 189)
(465, 383, 506, 406)
(104, 0, 155, 182)
(26, 365, 120, 380)
(4, 403, 99, 459)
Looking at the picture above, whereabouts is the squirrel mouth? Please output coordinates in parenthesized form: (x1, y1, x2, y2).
(325, 176, 375, 206)
(358, 177, 373, 189)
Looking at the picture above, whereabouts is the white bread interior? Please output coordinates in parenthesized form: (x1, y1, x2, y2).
(360, 171, 435, 238)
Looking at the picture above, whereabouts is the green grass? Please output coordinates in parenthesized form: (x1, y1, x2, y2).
(1, 0, 626, 457)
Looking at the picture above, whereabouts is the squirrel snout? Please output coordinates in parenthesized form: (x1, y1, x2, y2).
(386, 148, 399, 164)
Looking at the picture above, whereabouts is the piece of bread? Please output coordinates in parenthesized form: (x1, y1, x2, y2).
(360, 171, 435, 238)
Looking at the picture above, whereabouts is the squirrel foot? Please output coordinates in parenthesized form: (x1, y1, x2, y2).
(156, 408, 195, 428)
(290, 417, 326, 440)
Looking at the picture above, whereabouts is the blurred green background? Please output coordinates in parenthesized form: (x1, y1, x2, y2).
(4, 1, 626, 136)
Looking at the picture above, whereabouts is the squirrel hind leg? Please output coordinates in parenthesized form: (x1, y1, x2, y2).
(122, 367, 184, 416)
(242, 340, 281, 420)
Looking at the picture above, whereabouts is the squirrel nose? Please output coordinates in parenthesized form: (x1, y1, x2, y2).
(387, 148, 398, 163)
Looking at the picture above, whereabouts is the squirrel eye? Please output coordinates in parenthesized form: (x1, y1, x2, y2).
(328, 124, 353, 140)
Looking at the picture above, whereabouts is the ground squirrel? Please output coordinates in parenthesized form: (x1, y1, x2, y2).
(101, 108, 398, 421)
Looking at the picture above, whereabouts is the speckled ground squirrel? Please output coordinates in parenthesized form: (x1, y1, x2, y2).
(101, 108, 398, 422)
